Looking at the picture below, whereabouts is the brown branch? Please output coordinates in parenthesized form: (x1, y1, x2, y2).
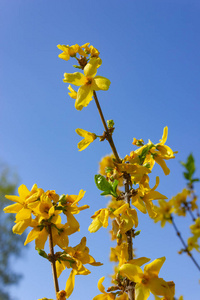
(93, 91, 121, 163)
(170, 216, 200, 272)
(93, 91, 135, 300)
(48, 225, 60, 298)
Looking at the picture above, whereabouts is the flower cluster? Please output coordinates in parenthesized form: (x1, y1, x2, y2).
(4, 184, 102, 298)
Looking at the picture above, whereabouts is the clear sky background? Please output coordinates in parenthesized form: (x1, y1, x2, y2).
(1, 0, 200, 299)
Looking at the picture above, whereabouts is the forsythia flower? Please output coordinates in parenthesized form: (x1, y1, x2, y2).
(119, 257, 175, 300)
(190, 217, 200, 237)
(4, 184, 44, 223)
(75, 128, 97, 151)
(81, 43, 100, 57)
(68, 85, 77, 99)
(57, 44, 87, 60)
(63, 57, 111, 110)
(134, 127, 176, 175)
(131, 176, 167, 219)
(93, 277, 115, 300)
(171, 188, 191, 216)
(56, 237, 102, 298)
(187, 236, 200, 252)
(154, 199, 174, 227)
(88, 208, 111, 232)
(113, 203, 138, 232)
(57, 290, 67, 300)
(99, 154, 123, 186)
(110, 243, 129, 266)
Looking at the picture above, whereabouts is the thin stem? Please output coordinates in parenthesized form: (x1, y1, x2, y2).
(48, 225, 60, 298)
(187, 206, 196, 222)
(170, 216, 200, 272)
(93, 91, 121, 163)
(93, 91, 135, 300)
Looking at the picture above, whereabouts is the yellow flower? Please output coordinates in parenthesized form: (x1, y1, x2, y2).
(81, 43, 100, 57)
(4, 184, 44, 223)
(154, 199, 174, 227)
(75, 128, 96, 151)
(134, 127, 176, 175)
(63, 57, 110, 110)
(61, 190, 89, 235)
(187, 236, 200, 252)
(57, 44, 87, 61)
(57, 290, 67, 300)
(68, 85, 77, 99)
(93, 277, 115, 300)
(190, 217, 200, 237)
(88, 208, 111, 233)
(131, 176, 167, 219)
(56, 237, 102, 298)
(113, 203, 138, 232)
(119, 257, 175, 300)
(110, 243, 129, 266)
(99, 154, 123, 186)
(171, 188, 191, 216)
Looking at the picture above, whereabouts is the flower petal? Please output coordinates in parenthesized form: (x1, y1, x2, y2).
(75, 85, 93, 110)
(144, 257, 166, 276)
(84, 58, 100, 77)
(135, 283, 150, 300)
(65, 269, 77, 298)
(119, 263, 143, 282)
(159, 127, 168, 145)
(63, 72, 85, 86)
(93, 76, 111, 91)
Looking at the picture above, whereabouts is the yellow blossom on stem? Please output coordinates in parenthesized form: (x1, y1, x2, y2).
(57, 44, 87, 61)
(171, 188, 191, 216)
(93, 277, 115, 300)
(56, 237, 102, 298)
(119, 257, 175, 300)
(81, 43, 100, 57)
(99, 154, 123, 186)
(131, 176, 167, 219)
(88, 208, 111, 232)
(187, 236, 200, 252)
(113, 203, 138, 232)
(68, 85, 77, 99)
(190, 217, 200, 237)
(154, 199, 174, 227)
(4, 184, 44, 223)
(75, 128, 97, 151)
(110, 243, 129, 266)
(63, 57, 110, 110)
(60, 190, 89, 235)
(57, 290, 67, 300)
(134, 127, 176, 175)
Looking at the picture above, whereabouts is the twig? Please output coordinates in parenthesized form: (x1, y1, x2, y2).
(48, 225, 60, 298)
(93, 91, 135, 300)
(170, 216, 200, 272)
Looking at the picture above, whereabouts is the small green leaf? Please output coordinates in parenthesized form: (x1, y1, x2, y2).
(138, 144, 154, 164)
(111, 180, 119, 193)
(95, 175, 118, 198)
(134, 230, 141, 237)
(95, 174, 112, 192)
(36, 248, 48, 259)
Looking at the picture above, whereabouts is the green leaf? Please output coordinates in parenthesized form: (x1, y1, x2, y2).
(94, 175, 118, 198)
(134, 230, 141, 237)
(138, 144, 154, 164)
(111, 180, 119, 193)
(95, 174, 112, 191)
(192, 178, 200, 183)
(36, 248, 48, 259)
(181, 154, 199, 183)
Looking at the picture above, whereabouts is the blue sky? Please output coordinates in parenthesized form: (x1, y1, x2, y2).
(1, 0, 200, 299)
